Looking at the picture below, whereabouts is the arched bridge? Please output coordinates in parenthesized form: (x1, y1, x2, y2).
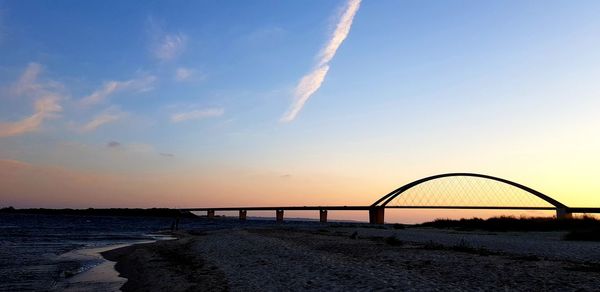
(183, 173, 600, 224)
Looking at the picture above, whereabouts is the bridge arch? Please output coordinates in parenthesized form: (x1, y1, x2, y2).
(367, 173, 572, 224)
(371, 173, 567, 208)
(370, 172, 568, 220)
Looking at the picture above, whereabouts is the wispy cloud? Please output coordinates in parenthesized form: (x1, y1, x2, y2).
(0, 97, 62, 137)
(99, 140, 155, 154)
(101, 140, 160, 155)
(10, 62, 43, 96)
(146, 16, 187, 62)
(106, 141, 121, 148)
(171, 107, 224, 123)
(0, 63, 64, 137)
(281, 65, 330, 123)
(281, 0, 361, 122)
(0, 159, 30, 170)
(154, 33, 187, 61)
(317, 0, 362, 67)
(175, 67, 193, 81)
(79, 107, 126, 132)
(80, 75, 156, 107)
(105, 141, 172, 158)
(106, 140, 159, 156)
(174, 67, 202, 82)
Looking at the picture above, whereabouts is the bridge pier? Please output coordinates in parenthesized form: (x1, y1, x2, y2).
(207, 209, 215, 218)
(276, 209, 284, 223)
(369, 207, 385, 224)
(239, 209, 247, 221)
(319, 209, 328, 223)
(556, 208, 573, 219)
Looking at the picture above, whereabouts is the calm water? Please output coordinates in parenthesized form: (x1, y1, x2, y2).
(0, 213, 205, 291)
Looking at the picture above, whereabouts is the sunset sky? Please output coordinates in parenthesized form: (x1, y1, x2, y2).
(1, 1, 600, 222)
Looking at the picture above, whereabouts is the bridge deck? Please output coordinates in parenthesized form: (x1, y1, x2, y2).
(181, 206, 600, 224)
(568, 207, 600, 213)
(182, 206, 371, 211)
(182, 206, 600, 212)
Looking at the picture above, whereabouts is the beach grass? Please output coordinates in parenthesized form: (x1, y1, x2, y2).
(418, 215, 600, 233)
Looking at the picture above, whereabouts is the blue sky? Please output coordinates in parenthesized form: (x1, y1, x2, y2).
(1, 0, 600, 213)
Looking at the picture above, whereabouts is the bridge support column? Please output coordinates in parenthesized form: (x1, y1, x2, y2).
(556, 208, 573, 219)
(207, 209, 215, 218)
(276, 209, 284, 223)
(239, 209, 247, 221)
(369, 207, 385, 224)
(319, 209, 328, 223)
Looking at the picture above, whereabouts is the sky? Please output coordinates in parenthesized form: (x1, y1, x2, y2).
(1, 0, 600, 222)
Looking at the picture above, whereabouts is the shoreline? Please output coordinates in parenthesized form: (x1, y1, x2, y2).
(54, 234, 175, 291)
(100, 232, 228, 291)
(56, 243, 133, 291)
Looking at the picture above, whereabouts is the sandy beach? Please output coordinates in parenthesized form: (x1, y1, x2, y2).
(101, 224, 600, 291)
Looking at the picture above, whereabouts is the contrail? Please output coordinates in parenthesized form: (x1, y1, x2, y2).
(281, 0, 361, 122)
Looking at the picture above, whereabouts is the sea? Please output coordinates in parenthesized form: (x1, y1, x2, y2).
(0, 213, 213, 291)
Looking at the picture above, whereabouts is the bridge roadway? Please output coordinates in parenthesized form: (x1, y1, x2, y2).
(180, 206, 600, 224)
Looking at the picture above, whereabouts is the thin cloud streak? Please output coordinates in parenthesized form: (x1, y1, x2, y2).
(0, 97, 62, 137)
(103, 141, 159, 154)
(10, 63, 43, 96)
(79, 107, 126, 132)
(318, 0, 362, 67)
(281, 0, 361, 122)
(171, 108, 224, 123)
(80, 75, 156, 107)
(280, 65, 329, 123)
(0, 63, 64, 137)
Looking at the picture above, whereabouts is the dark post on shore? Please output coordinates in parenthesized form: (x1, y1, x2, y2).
(171, 217, 180, 231)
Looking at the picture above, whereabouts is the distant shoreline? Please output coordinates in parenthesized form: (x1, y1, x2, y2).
(0, 207, 196, 218)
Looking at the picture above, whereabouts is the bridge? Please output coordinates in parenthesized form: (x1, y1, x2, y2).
(182, 173, 600, 224)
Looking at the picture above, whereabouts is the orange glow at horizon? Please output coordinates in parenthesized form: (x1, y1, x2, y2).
(2, 158, 599, 223)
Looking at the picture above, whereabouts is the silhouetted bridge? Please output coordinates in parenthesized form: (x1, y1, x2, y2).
(182, 173, 600, 224)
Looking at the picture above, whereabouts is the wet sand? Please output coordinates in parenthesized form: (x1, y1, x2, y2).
(56, 244, 131, 292)
(102, 225, 600, 291)
(102, 236, 227, 291)
(55, 236, 174, 291)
